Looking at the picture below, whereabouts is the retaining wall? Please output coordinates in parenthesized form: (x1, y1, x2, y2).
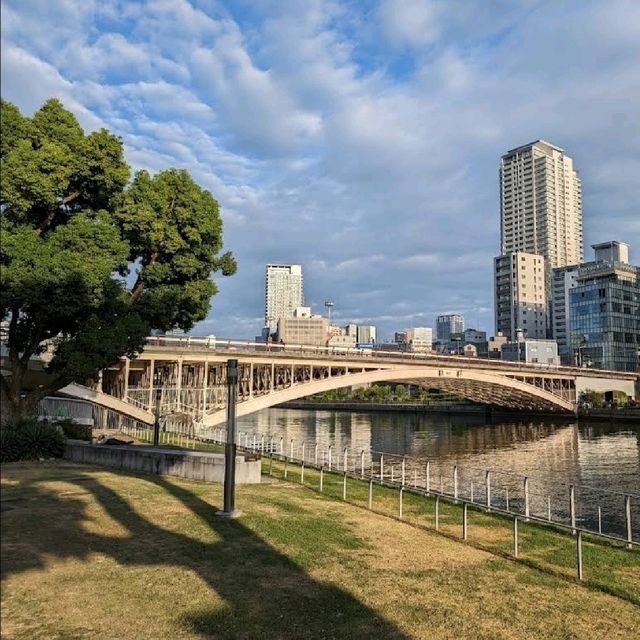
(64, 441, 261, 484)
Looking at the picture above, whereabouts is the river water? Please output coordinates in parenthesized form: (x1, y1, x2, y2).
(236, 407, 640, 541)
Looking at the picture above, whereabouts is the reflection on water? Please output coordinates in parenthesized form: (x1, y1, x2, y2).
(235, 408, 640, 540)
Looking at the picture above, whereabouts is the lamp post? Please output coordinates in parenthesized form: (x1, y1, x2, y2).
(324, 300, 334, 325)
(217, 359, 240, 518)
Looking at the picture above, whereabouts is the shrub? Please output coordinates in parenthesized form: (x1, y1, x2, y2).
(55, 419, 92, 441)
(0, 417, 66, 463)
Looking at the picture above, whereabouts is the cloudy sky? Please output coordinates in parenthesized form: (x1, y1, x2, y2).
(2, 0, 639, 340)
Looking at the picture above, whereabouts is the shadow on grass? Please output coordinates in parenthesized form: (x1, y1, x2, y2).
(0, 464, 408, 639)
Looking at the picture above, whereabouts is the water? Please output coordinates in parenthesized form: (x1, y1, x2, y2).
(235, 408, 640, 541)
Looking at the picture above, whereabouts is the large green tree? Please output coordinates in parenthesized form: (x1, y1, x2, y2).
(0, 98, 236, 416)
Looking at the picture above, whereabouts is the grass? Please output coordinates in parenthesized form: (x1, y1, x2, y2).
(0, 460, 638, 640)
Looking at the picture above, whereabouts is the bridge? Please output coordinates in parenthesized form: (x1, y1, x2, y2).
(53, 336, 637, 433)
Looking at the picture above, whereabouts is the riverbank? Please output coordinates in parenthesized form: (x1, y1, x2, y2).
(2, 461, 639, 639)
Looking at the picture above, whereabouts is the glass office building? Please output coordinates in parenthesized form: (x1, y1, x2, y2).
(569, 259, 639, 372)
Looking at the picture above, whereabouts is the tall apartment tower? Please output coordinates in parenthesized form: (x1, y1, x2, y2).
(500, 140, 583, 266)
(495, 140, 583, 339)
(436, 314, 465, 341)
(264, 264, 304, 334)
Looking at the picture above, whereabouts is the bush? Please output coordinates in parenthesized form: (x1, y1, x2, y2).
(0, 418, 66, 463)
(55, 419, 92, 441)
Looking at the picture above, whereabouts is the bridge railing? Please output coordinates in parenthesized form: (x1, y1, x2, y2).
(143, 335, 636, 379)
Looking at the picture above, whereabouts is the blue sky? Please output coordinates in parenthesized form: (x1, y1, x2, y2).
(2, 0, 639, 340)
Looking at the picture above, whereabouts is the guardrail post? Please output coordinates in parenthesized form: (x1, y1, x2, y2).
(570, 485, 576, 534)
(380, 454, 384, 482)
(284, 457, 288, 479)
(301, 459, 305, 485)
(486, 471, 491, 511)
(343, 472, 347, 500)
(361, 450, 365, 478)
(524, 476, 530, 521)
(453, 465, 458, 503)
(426, 461, 430, 494)
(399, 487, 403, 519)
(301, 442, 306, 464)
(368, 479, 373, 509)
(626, 495, 633, 549)
(576, 530, 583, 580)
(513, 516, 518, 558)
(435, 495, 440, 531)
(463, 503, 468, 541)
(320, 467, 324, 492)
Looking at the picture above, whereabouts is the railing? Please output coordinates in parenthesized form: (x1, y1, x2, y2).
(203, 427, 638, 548)
(143, 335, 636, 378)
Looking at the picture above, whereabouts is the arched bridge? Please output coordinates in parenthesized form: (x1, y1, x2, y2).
(58, 337, 638, 430)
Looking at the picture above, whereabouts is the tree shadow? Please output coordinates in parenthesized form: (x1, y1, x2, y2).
(1, 464, 409, 639)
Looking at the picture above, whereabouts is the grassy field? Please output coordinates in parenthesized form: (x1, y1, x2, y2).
(1, 460, 639, 640)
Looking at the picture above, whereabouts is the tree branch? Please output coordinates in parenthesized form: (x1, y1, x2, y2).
(130, 252, 158, 303)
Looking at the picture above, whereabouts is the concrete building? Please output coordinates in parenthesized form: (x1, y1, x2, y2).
(276, 306, 328, 347)
(265, 264, 304, 334)
(436, 314, 464, 341)
(487, 332, 508, 359)
(501, 339, 560, 365)
(494, 251, 547, 340)
(569, 242, 639, 372)
(500, 140, 583, 269)
(551, 264, 580, 364)
(357, 325, 377, 344)
(405, 327, 433, 353)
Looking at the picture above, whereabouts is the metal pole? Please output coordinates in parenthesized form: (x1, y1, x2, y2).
(343, 472, 347, 500)
(401, 456, 406, 487)
(524, 477, 530, 521)
(463, 503, 468, 541)
(218, 359, 239, 517)
(320, 467, 324, 492)
(301, 459, 305, 484)
(361, 450, 365, 478)
(505, 487, 510, 512)
(426, 461, 430, 494)
(301, 442, 306, 464)
(280, 437, 284, 456)
(470, 481, 474, 503)
(269, 453, 273, 476)
(570, 485, 576, 534)
(328, 445, 333, 470)
(284, 457, 288, 478)
(513, 516, 518, 558)
(153, 387, 161, 447)
(576, 530, 583, 580)
(486, 470, 491, 511)
(399, 487, 403, 519)
(391, 466, 395, 483)
(626, 495, 633, 549)
(598, 506, 602, 534)
(435, 495, 440, 531)
(453, 465, 458, 502)
(368, 479, 373, 509)
(548, 495, 552, 522)
(380, 454, 384, 482)
(343, 447, 348, 473)
(314, 443, 318, 466)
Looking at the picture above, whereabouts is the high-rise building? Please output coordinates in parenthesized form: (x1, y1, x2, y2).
(500, 140, 583, 268)
(569, 242, 639, 372)
(551, 264, 580, 363)
(264, 264, 304, 334)
(496, 140, 583, 339)
(494, 252, 547, 340)
(277, 306, 328, 346)
(436, 314, 464, 341)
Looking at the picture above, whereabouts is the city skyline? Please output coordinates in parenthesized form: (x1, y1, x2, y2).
(2, 1, 638, 340)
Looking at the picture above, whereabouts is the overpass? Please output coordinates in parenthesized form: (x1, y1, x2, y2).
(57, 336, 637, 432)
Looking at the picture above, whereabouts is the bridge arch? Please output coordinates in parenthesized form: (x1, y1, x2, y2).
(201, 366, 574, 428)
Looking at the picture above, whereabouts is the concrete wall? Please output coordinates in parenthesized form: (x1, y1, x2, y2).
(64, 442, 261, 484)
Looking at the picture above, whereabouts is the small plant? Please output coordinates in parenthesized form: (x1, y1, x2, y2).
(0, 417, 66, 463)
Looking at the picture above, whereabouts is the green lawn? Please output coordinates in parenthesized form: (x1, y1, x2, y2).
(1, 460, 639, 640)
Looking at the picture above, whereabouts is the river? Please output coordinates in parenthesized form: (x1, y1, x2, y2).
(236, 407, 640, 541)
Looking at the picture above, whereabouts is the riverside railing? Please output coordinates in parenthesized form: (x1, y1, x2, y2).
(204, 427, 639, 550)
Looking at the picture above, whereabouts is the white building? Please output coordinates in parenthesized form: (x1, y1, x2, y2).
(265, 264, 304, 334)
(494, 251, 547, 340)
(405, 327, 433, 353)
(500, 140, 583, 269)
(501, 339, 560, 366)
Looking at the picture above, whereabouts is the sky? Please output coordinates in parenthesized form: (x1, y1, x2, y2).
(2, 0, 639, 341)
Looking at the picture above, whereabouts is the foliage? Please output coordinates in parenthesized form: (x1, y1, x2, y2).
(0, 417, 66, 462)
(0, 98, 236, 415)
(54, 419, 92, 441)
(578, 389, 603, 406)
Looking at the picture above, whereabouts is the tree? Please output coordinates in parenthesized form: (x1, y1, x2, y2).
(1, 98, 236, 416)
